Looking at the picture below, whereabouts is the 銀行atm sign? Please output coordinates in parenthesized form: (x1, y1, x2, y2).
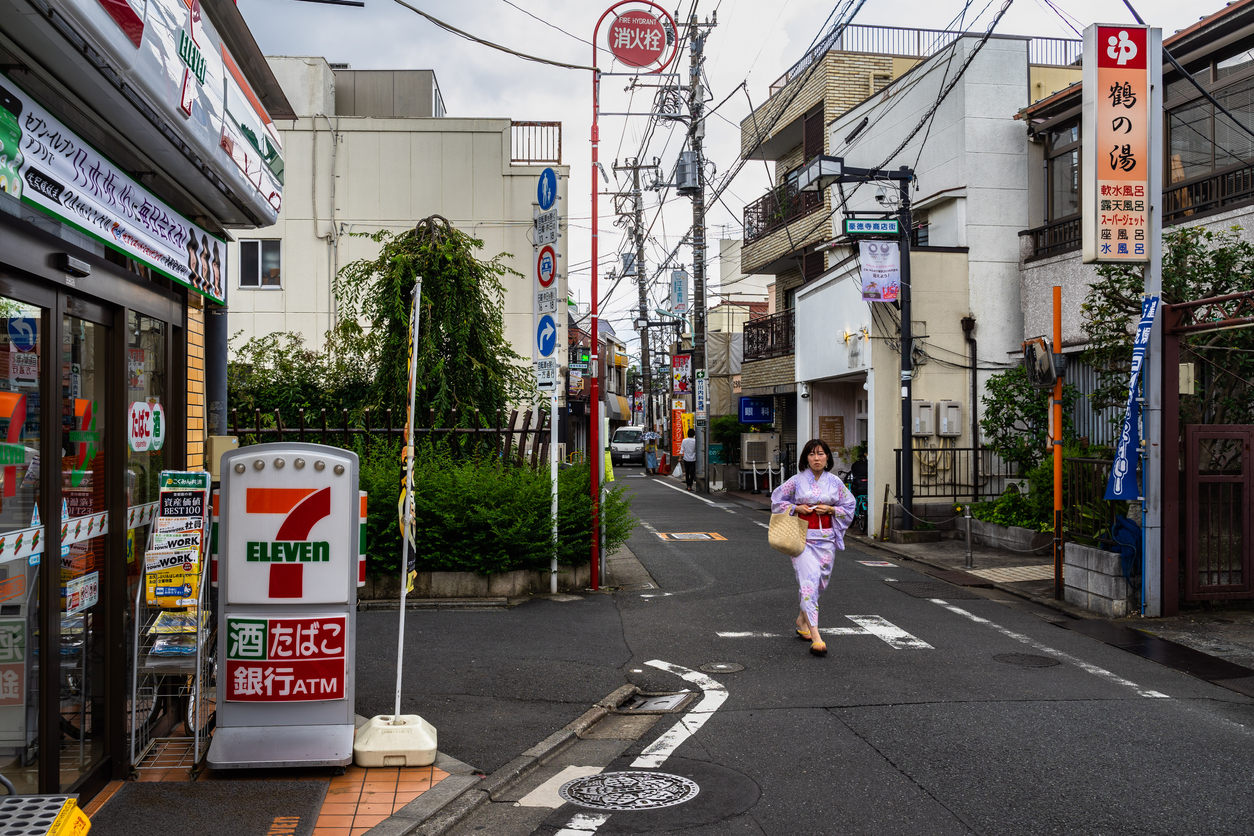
(225, 615, 346, 702)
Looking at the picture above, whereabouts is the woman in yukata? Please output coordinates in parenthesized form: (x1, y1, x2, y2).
(771, 438, 857, 657)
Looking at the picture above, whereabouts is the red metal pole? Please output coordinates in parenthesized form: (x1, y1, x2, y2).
(1053, 285, 1064, 600)
(590, 60, 601, 591)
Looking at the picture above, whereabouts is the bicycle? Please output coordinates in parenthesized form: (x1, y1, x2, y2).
(838, 470, 869, 535)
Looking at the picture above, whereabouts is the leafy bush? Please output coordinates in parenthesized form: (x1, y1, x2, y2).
(980, 365, 1079, 473)
(970, 485, 1050, 532)
(361, 440, 634, 577)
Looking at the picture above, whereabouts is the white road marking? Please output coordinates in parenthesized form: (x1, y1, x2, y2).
(554, 812, 611, 834)
(931, 600, 1169, 699)
(631, 660, 728, 769)
(652, 480, 771, 527)
(846, 615, 935, 649)
(517, 765, 603, 808)
(552, 660, 727, 835)
(640, 592, 673, 598)
(716, 616, 930, 648)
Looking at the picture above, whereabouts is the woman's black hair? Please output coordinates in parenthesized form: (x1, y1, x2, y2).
(798, 438, 834, 473)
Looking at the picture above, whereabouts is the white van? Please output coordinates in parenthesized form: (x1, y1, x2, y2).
(610, 427, 644, 466)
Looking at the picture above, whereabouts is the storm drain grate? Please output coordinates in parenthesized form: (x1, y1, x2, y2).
(620, 692, 694, 713)
(888, 581, 981, 600)
(560, 771, 700, 810)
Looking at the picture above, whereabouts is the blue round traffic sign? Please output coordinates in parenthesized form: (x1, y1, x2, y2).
(537, 168, 558, 212)
(536, 314, 557, 358)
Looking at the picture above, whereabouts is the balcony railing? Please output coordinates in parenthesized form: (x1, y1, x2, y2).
(1023, 214, 1082, 261)
(1164, 162, 1254, 223)
(511, 121, 561, 165)
(744, 309, 794, 361)
(743, 183, 822, 245)
(769, 25, 1080, 94)
(1024, 163, 1254, 260)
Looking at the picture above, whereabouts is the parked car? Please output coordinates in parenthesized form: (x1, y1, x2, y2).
(610, 427, 645, 466)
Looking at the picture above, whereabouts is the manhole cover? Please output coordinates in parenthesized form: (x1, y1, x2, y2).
(888, 581, 981, 600)
(699, 662, 744, 673)
(559, 771, 700, 810)
(994, 653, 1061, 668)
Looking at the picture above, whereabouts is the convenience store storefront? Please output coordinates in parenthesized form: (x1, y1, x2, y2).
(0, 0, 289, 800)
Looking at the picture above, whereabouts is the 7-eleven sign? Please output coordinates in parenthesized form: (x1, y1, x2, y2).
(223, 448, 355, 605)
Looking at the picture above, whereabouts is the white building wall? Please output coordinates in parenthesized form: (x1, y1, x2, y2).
(790, 36, 1034, 529)
(229, 57, 567, 396)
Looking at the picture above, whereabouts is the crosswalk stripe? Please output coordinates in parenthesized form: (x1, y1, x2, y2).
(717, 616, 930, 648)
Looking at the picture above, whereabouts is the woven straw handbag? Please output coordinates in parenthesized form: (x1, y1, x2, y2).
(768, 512, 807, 557)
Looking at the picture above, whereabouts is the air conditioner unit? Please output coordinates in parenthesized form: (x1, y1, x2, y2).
(675, 151, 699, 195)
(936, 400, 962, 437)
(741, 432, 779, 469)
(911, 401, 934, 437)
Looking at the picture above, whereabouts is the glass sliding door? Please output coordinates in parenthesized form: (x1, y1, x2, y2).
(59, 313, 107, 790)
(0, 298, 43, 791)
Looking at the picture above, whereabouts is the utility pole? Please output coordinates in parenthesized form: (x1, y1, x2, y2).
(897, 166, 915, 531)
(614, 157, 659, 434)
(686, 11, 715, 492)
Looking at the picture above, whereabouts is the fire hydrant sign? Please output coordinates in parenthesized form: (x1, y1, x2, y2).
(609, 10, 667, 67)
(225, 615, 346, 702)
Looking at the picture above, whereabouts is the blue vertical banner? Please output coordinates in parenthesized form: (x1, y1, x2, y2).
(1105, 294, 1160, 500)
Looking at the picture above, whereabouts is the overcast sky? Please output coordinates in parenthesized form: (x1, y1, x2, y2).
(237, 0, 1200, 347)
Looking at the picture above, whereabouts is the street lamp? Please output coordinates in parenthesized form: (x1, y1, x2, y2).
(800, 158, 917, 531)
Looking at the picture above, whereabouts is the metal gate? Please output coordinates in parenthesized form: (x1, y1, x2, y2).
(1184, 425, 1252, 600)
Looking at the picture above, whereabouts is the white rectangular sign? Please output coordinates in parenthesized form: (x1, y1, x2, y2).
(537, 288, 557, 314)
(535, 359, 557, 389)
(695, 375, 707, 418)
(535, 207, 558, 246)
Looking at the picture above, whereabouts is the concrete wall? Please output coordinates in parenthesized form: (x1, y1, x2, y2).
(229, 57, 566, 394)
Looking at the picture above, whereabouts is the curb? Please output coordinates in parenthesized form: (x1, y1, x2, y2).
(369, 683, 640, 836)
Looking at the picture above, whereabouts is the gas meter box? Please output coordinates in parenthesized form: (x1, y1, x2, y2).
(911, 401, 935, 437)
(935, 400, 963, 437)
(207, 443, 359, 770)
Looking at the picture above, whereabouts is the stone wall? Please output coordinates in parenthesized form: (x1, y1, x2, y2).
(1065, 542, 1138, 617)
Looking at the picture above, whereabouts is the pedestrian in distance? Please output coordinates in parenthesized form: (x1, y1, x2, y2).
(643, 430, 660, 476)
(680, 428, 697, 491)
(771, 438, 856, 657)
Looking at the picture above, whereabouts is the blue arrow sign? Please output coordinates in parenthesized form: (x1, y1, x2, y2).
(537, 168, 558, 211)
(536, 314, 557, 358)
(7, 317, 36, 352)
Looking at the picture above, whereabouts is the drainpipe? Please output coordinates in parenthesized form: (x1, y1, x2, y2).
(961, 316, 979, 501)
(206, 303, 229, 438)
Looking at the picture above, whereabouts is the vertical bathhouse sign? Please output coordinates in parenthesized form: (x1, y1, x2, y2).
(1082, 24, 1150, 264)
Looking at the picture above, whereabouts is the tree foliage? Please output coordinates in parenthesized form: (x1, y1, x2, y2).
(332, 216, 535, 424)
(228, 331, 370, 419)
(980, 364, 1078, 473)
(1081, 225, 1254, 426)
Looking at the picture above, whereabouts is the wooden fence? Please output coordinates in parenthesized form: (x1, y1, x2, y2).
(229, 407, 554, 469)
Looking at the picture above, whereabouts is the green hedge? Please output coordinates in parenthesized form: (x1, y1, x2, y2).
(359, 440, 634, 576)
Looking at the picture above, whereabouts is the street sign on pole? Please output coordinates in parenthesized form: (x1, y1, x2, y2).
(536, 314, 557, 358)
(608, 10, 668, 67)
(695, 372, 707, 419)
(535, 208, 558, 246)
(537, 168, 558, 212)
(537, 288, 557, 314)
(843, 218, 899, 236)
(537, 245, 557, 288)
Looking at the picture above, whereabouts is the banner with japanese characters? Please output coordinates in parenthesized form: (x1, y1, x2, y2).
(1083, 24, 1152, 264)
(1105, 295, 1159, 501)
(0, 72, 228, 302)
(859, 240, 901, 301)
(224, 615, 346, 702)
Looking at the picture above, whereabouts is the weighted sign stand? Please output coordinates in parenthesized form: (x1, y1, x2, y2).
(207, 443, 359, 770)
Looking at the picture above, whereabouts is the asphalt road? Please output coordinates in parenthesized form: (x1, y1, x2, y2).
(361, 468, 1254, 835)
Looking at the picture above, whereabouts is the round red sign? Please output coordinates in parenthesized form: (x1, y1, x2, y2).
(608, 11, 667, 68)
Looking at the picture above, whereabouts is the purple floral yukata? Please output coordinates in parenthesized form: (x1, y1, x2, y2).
(771, 470, 856, 627)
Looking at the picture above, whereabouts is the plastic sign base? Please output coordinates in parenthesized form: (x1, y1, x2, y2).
(353, 714, 438, 767)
